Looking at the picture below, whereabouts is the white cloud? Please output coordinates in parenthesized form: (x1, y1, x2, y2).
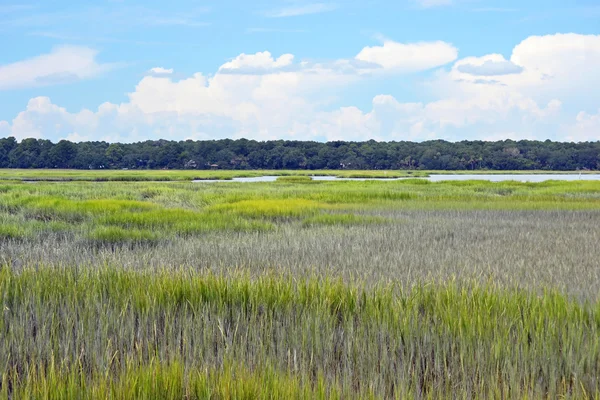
(451, 34, 600, 96)
(511, 33, 600, 77)
(148, 67, 174, 75)
(562, 110, 600, 142)
(355, 40, 458, 72)
(264, 3, 337, 18)
(3, 34, 600, 144)
(0, 46, 114, 90)
(219, 52, 295, 73)
(367, 90, 561, 140)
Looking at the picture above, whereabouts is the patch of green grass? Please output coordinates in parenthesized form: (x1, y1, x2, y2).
(209, 198, 327, 219)
(0, 224, 27, 240)
(333, 170, 427, 179)
(276, 175, 314, 183)
(7, 360, 350, 400)
(304, 186, 415, 204)
(87, 226, 160, 245)
(339, 171, 425, 179)
(5, 196, 157, 222)
(101, 209, 274, 235)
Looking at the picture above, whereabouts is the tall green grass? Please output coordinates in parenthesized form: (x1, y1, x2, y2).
(8, 362, 351, 400)
(2, 266, 600, 398)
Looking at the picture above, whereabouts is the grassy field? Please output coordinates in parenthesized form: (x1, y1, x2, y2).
(1, 174, 600, 398)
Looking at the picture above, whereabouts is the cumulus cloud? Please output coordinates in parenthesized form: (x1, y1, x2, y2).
(355, 40, 458, 72)
(562, 110, 600, 142)
(0, 46, 114, 90)
(219, 52, 295, 73)
(511, 33, 600, 76)
(2, 34, 600, 143)
(450, 34, 600, 96)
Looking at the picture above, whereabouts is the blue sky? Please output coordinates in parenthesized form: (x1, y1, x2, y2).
(0, 0, 599, 143)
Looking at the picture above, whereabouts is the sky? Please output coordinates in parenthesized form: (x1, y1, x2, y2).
(0, 0, 599, 143)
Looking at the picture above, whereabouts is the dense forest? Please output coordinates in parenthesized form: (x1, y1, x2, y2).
(0, 136, 599, 171)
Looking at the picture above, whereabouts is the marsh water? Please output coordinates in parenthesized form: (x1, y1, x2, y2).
(193, 173, 600, 183)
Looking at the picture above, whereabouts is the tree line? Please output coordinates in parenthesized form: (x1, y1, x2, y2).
(0, 136, 599, 171)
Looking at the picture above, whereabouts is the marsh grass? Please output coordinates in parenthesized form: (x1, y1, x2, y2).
(302, 213, 388, 226)
(341, 171, 427, 178)
(0, 168, 590, 183)
(0, 169, 424, 182)
(9, 362, 350, 400)
(0, 224, 25, 240)
(99, 209, 274, 235)
(208, 199, 327, 219)
(1, 177, 600, 397)
(276, 176, 314, 183)
(87, 226, 161, 246)
(2, 266, 600, 398)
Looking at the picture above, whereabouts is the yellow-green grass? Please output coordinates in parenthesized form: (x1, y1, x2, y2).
(2, 266, 600, 398)
(276, 175, 314, 183)
(0, 179, 599, 245)
(208, 199, 329, 219)
(8, 362, 353, 400)
(0, 224, 25, 240)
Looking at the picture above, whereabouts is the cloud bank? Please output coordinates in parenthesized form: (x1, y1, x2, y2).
(1, 34, 599, 143)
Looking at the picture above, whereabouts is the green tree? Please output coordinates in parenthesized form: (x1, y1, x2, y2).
(48, 140, 77, 168)
(105, 144, 125, 167)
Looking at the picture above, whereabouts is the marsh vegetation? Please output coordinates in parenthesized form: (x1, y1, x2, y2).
(1, 175, 600, 398)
